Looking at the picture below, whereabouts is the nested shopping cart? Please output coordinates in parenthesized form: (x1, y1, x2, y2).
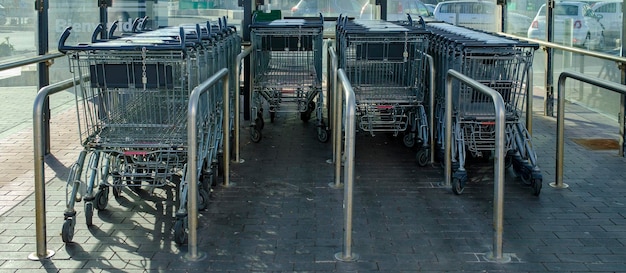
(249, 13, 327, 143)
(426, 22, 542, 195)
(335, 18, 432, 163)
(57, 22, 239, 245)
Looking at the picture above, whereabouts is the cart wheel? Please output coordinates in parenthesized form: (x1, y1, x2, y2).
(505, 155, 513, 169)
(452, 177, 464, 195)
(198, 188, 210, 210)
(61, 218, 75, 243)
(416, 149, 429, 167)
(173, 218, 188, 245)
(403, 133, 415, 148)
(112, 179, 123, 198)
(300, 111, 311, 122)
(317, 127, 329, 143)
(210, 164, 219, 188)
(255, 112, 265, 130)
(94, 187, 109, 211)
(532, 178, 542, 196)
(251, 127, 262, 143)
(519, 168, 532, 185)
(84, 202, 94, 226)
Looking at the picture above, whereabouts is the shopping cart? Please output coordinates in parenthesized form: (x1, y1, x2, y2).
(335, 17, 431, 163)
(249, 13, 327, 143)
(57, 21, 239, 245)
(426, 23, 542, 195)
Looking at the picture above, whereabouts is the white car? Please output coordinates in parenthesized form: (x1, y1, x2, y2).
(505, 12, 532, 37)
(432, 0, 498, 32)
(360, 0, 432, 21)
(527, 2, 606, 50)
(592, 0, 622, 45)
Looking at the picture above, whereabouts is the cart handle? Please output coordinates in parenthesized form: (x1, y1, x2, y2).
(58, 26, 189, 53)
(91, 23, 106, 43)
(108, 21, 120, 39)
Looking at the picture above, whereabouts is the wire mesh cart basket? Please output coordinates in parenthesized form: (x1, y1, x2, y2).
(249, 13, 327, 143)
(57, 21, 240, 245)
(335, 18, 432, 162)
(426, 23, 542, 195)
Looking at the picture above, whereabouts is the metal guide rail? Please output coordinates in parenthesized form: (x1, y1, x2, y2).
(425, 22, 542, 195)
(334, 16, 431, 164)
(57, 19, 240, 246)
(249, 15, 328, 143)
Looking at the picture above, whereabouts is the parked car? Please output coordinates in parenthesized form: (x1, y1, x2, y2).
(592, 0, 622, 45)
(291, 0, 364, 17)
(360, 0, 433, 20)
(505, 12, 532, 36)
(527, 2, 606, 50)
(425, 3, 436, 15)
(433, 0, 497, 32)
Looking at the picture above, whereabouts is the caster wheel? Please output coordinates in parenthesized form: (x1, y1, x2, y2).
(317, 128, 329, 143)
(452, 177, 465, 195)
(403, 133, 415, 148)
(84, 202, 94, 226)
(416, 149, 429, 167)
(198, 188, 210, 210)
(61, 218, 75, 243)
(94, 188, 109, 211)
(519, 168, 532, 185)
(173, 218, 188, 245)
(250, 127, 262, 143)
(532, 178, 542, 196)
(504, 155, 513, 169)
(210, 164, 219, 188)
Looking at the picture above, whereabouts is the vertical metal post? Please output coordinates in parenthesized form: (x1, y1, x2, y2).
(526, 66, 533, 134)
(334, 69, 358, 262)
(235, 47, 252, 163)
(445, 69, 509, 263)
(617, 0, 626, 156)
(427, 54, 435, 164)
(545, 0, 555, 116)
(186, 68, 229, 262)
(36, 0, 51, 154)
(554, 72, 567, 189)
(328, 46, 342, 189)
(223, 75, 231, 187)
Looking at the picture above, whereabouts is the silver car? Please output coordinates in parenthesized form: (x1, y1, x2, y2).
(527, 1, 605, 50)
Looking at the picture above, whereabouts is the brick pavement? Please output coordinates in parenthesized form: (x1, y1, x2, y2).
(0, 89, 626, 272)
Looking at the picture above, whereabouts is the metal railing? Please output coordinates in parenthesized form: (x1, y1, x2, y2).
(30, 75, 88, 260)
(498, 33, 626, 117)
(186, 68, 231, 261)
(333, 68, 359, 262)
(552, 71, 626, 189)
(444, 69, 509, 263)
(0, 52, 63, 72)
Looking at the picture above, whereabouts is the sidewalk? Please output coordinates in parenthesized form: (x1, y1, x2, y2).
(1, 88, 626, 272)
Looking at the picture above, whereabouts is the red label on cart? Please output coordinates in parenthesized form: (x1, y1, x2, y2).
(124, 151, 148, 156)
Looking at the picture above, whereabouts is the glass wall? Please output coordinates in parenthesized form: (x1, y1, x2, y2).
(508, 0, 624, 120)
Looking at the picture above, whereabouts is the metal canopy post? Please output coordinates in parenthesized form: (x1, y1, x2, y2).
(444, 69, 509, 263)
